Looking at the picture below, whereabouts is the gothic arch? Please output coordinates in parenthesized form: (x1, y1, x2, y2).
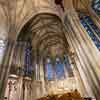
(17, 13, 69, 57)
(17, 13, 70, 81)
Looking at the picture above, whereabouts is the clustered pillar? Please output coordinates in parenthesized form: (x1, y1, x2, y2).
(64, 10, 100, 99)
(0, 40, 15, 99)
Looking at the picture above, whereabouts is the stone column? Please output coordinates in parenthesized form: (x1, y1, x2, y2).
(17, 77, 23, 100)
(33, 49, 40, 81)
(70, 52, 87, 96)
(23, 78, 32, 100)
(0, 40, 15, 99)
(64, 10, 100, 99)
(39, 57, 47, 96)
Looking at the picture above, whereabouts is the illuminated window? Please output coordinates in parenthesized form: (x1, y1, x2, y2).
(24, 43, 33, 77)
(55, 57, 65, 80)
(92, 0, 100, 15)
(45, 55, 74, 80)
(79, 13, 100, 50)
(45, 58, 54, 80)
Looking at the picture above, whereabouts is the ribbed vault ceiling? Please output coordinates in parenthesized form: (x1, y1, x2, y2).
(18, 13, 69, 58)
(0, 0, 92, 40)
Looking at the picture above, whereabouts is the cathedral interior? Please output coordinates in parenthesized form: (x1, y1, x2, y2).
(0, 0, 100, 100)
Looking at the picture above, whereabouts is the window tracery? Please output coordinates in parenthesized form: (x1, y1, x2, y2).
(45, 55, 74, 81)
(45, 58, 54, 80)
(55, 57, 65, 80)
(79, 13, 100, 50)
(92, 0, 100, 15)
(24, 42, 33, 77)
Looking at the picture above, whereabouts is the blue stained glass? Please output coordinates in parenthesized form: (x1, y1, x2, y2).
(45, 59, 54, 80)
(24, 44, 33, 77)
(84, 16, 100, 37)
(55, 58, 65, 80)
(92, 0, 100, 15)
(79, 15, 100, 50)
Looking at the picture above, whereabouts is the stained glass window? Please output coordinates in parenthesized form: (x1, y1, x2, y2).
(64, 55, 74, 77)
(45, 58, 54, 80)
(55, 57, 65, 80)
(79, 13, 100, 50)
(45, 55, 74, 80)
(92, 0, 100, 15)
(24, 43, 33, 77)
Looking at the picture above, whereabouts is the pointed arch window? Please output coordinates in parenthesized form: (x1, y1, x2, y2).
(45, 58, 54, 80)
(24, 43, 33, 77)
(79, 13, 100, 50)
(45, 55, 74, 80)
(55, 57, 65, 80)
